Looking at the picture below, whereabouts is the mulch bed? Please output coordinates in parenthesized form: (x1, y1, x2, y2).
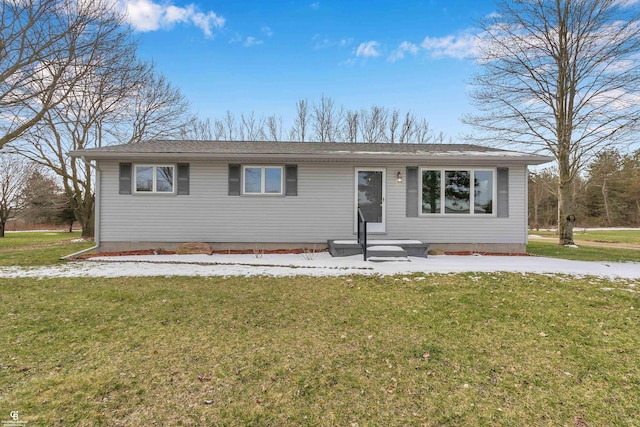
(443, 251, 533, 256)
(76, 249, 530, 259)
(77, 249, 174, 259)
(78, 248, 327, 259)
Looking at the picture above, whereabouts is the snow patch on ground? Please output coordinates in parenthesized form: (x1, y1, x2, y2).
(0, 253, 638, 280)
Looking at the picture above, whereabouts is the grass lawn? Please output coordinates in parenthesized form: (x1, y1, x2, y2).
(0, 274, 638, 426)
(527, 241, 640, 263)
(0, 232, 95, 266)
(529, 229, 640, 244)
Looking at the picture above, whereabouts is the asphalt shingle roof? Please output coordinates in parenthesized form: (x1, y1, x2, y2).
(70, 140, 552, 164)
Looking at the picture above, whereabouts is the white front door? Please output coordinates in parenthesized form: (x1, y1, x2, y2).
(355, 168, 386, 233)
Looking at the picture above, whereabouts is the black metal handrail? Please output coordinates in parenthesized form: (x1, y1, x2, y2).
(357, 207, 368, 261)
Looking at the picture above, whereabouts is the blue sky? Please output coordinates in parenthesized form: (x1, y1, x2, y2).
(121, 0, 498, 140)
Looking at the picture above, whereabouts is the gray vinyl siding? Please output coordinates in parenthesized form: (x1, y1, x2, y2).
(386, 166, 527, 244)
(99, 160, 353, 243)
(98, 160, 528, 245)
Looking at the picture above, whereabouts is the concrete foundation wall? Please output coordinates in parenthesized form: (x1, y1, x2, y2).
(97, 241, 524, 254)
(97, 241, 329, 253)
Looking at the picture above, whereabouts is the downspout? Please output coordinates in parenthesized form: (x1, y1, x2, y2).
(60, 244, 98, 260)
(61, 156, 101, 260)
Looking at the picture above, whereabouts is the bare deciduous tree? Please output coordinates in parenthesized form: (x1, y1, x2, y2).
(0, 0, 126, 150)
(465, 0, 640, 245)
(293, 99, 309, 142)
(0, 154, 35, 237)
(266, 115, 283, 141)
(181, 118, 213, 140)
(213, 119, 226, 140)
(312, 95, 344, 142)
(224, 111, 236, 141)
(360, 106, 388, 143)
(388, 109, 400, 143)
(414, 118, 434, 143)
(240, 112, 266, 141)
(128, 71, 193, 143)
(399, 112, 416, 143)
(586, 150, 622, 226)
(344, 110, 359, 142)
(528, 168, 558, 230)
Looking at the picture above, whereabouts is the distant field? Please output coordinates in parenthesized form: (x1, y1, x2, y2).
(527, 229, 640, 262)
(0, 231, 95, 266)
(526, 240, 640, 262)
(529, 229, 640, 244)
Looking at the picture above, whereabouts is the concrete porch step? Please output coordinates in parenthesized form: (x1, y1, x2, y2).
(366, 245, 408, 258)
(368, 256, 411, 262)
(366, 245, 411, 262)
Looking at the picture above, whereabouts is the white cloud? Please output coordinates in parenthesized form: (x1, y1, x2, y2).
(616, 0, 640, 6)
(120, 0, 224, 37)
(588, 88, 640, 111)
(356, 41, 381, 57)
(262, 26, 273, 37)
(310, 1, 320, 10)
(228, 34, 264, 47)
(312, 34, 353, 49)
(388, 41, 419, 62)
(420, 31, 481, 59)
(165, 5, 190, 24)
(244, 36, 263, 47)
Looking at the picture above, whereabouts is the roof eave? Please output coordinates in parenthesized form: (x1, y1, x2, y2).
(70, 150, 553, 165)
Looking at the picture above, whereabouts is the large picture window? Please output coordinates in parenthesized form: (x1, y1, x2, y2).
(243, 166, 283, 195)
(420, 169, 495, 215)
(135, 165, 175, 193)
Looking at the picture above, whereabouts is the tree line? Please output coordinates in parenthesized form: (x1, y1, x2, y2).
(0, 157, 74, 236)
(183, 96, 448, 144)
(529, 148, 640, 229)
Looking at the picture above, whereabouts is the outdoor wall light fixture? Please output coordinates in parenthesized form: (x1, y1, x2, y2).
(396, 171, 403, 182)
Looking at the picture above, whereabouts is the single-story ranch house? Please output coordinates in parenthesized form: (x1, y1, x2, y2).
(70, 140, 552, 255)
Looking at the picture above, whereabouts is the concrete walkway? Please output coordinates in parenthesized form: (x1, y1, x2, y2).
(0, 253, 638, 280)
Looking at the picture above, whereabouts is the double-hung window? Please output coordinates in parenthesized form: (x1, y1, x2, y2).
(135, 165, 175, 193)
(243, 166, 283, 195)
(420, 169, 495, 215)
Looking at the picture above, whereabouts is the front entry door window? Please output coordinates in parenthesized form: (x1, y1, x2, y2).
(356, 169, 385, 233)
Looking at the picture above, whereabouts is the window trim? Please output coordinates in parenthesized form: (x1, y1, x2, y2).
(134, 164, 176, 195)
(241, 165, 284, 196)
(418, 167, 497, 216)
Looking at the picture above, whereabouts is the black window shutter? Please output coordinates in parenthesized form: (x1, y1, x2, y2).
(406, 167, 419, 217)
(119, 163, 132, 195)
(497, 167, 509, 217)
(285, 164, 297, 196)
(228, 164, 241, 196)
(177, 163, 189, 195)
